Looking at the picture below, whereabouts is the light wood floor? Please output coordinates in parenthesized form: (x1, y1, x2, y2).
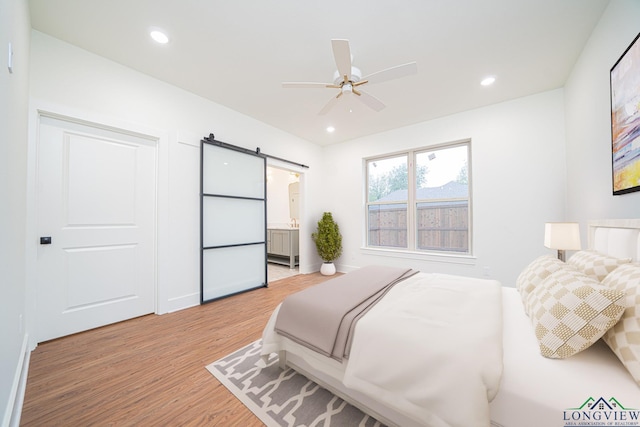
(21, 272, 334, 426)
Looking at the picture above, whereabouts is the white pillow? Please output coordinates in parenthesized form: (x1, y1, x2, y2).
(567, 250, 631, 282)
(602, 263, 640, 385)
(526, 267, 625, 359)
(516, 255, 570, 315)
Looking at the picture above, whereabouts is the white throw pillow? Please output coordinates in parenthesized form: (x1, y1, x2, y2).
(567, 250, 631, 282)
(602, 263, 640, 385)
(516, 255, 570, 315)
(527, 267, 625, 359)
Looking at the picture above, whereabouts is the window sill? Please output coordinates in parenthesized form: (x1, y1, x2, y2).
(360, 247, 476, 265)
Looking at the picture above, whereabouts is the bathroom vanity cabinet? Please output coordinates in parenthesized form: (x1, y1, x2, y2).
(267, 228, 299, 268)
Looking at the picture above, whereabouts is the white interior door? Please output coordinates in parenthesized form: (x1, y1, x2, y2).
(36, 115, 157, 342)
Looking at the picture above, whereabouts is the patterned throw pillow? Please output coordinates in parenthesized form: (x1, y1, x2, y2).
(516, 256, 569, 315)
(602, 263, 640, 384)
(567, 250, 631, 282)
(527, 268, 625, 359)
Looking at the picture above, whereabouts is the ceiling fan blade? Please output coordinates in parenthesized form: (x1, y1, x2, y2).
(356, 90, 386, 112)
(362, 62, 417, 85)
(331, 39, 352, 80)
(282, 82, 334, 89)
(318, 94, 340, 115)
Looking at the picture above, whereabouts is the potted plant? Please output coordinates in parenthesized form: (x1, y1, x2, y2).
(311, 212, 343, 275)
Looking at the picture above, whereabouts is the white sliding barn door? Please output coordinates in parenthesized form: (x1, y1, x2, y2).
(201, 140, 267, 302)
(36, 115, 157, 342)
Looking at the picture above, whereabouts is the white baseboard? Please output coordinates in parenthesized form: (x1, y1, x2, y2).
(2, 334, 30, 427)
(166, 293, 200, 313)
(336, 263, 359, 273)
(308, 262, 359, 275)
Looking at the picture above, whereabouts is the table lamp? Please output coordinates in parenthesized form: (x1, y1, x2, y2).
(544, 222, 581, 262)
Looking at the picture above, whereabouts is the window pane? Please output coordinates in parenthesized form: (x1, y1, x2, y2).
(368, 204, 408, 248)
(367, 155, 408, 202)
(367, 155, 408, 248)
(415, 145, 468, 193)
(203, 197, 265, 247)
(203, 144, 265, 199)
(415, 144, 469, 253)
(202, 245, 266, 300)
(416, 201, 469, 252)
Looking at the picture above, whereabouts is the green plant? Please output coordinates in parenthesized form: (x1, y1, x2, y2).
(311, 212, 343, 262)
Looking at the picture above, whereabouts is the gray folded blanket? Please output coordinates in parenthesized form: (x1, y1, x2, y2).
(274, 265, 417, 360)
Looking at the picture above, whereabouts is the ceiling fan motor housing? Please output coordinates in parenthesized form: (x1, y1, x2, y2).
(333, 66, 362, 85)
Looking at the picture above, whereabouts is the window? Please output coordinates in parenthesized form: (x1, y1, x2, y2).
(366, 141, 471, 254)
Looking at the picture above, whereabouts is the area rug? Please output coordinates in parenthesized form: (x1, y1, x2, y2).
(206, 340, 385, 427)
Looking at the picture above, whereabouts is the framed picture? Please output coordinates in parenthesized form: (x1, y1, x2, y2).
(610, 32, 640, 195)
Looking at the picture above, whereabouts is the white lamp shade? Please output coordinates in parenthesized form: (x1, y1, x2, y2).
(544, 222, 581, 250)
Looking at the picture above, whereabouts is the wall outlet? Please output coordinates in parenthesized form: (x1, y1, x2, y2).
(483, 266, 491, 277)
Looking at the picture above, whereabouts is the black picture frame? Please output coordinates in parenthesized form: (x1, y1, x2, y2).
(610, 32, 640, 195)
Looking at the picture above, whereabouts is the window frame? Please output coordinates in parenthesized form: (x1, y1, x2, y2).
(364, 139, 473, 258)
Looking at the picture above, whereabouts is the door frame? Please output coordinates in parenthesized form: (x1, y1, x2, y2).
(26, 102, 169, 349)
(266, 157, 307, 272)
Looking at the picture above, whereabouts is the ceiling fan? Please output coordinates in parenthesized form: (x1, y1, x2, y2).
(282, 39, 417, 115)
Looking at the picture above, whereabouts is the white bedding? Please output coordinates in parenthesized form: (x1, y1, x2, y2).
(343, 273, 502, 427)
(490, 287, 640, 427)
(263, 284, 640, 427)
(263, 272, 503, 427)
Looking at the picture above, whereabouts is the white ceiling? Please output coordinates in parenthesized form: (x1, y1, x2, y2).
(28, 0, 610, 145)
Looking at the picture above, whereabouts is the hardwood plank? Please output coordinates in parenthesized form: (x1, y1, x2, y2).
(21, 272, 336, 426)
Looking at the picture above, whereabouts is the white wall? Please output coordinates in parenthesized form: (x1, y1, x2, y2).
(27, 31, 325, 318)
(0, 0, 30, 423)
(565, 0, 640, 229)
(14, 1, 639, 418)
(322, 89, 568, 286)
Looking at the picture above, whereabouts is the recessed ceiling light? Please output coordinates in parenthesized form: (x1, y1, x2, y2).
(150, 29, 169, 44)
(326, 126, 335, 133)
(481, 76, 496, 86)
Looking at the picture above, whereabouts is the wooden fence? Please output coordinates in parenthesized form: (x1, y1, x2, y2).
(368, 202, 468, 252)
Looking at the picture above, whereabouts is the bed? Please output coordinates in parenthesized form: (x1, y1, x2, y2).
(261, 219, 640, 427)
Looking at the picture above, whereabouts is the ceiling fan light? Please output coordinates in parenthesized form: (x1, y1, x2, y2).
(342, 83, 353, 94)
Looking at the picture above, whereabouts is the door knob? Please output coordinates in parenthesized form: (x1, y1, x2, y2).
(40, 236, 52, 245)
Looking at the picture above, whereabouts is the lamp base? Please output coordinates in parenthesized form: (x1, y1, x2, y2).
(557, 249, 567, 262)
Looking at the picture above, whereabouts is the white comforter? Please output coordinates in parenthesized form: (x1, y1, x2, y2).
(342, 273, 503, 427)
(262, 272, 503, 427)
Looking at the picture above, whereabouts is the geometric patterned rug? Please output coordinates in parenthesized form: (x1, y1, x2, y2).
(206, 340, 386, 427)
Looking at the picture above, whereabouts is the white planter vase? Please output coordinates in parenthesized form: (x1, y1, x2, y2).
(320, 262, 336, 276)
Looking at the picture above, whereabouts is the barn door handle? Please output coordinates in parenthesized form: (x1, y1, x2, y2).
(40, 236, 52, 245)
